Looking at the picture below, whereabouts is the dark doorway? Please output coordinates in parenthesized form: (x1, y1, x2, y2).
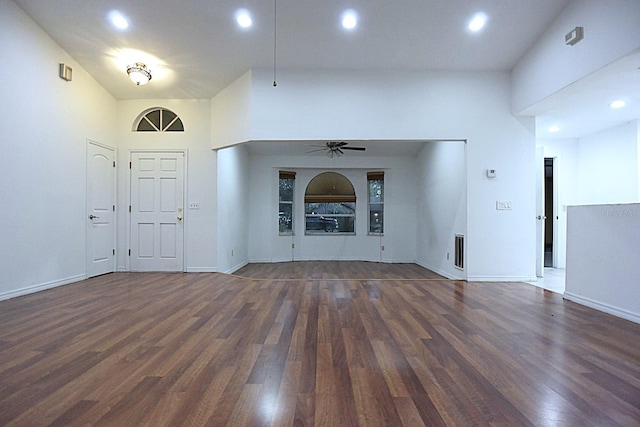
(544, 158, 554, 267)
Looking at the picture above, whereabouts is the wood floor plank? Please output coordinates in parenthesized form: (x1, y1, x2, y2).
(0, 262, 639, 426)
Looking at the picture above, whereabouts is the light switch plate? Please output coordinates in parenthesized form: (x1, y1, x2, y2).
(496, 201, 512, 210)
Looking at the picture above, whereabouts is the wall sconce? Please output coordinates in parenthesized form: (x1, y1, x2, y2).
(127, 62, 152, 85)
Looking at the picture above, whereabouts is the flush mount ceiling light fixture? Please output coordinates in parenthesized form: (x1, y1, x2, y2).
(127, 62, 152, 85)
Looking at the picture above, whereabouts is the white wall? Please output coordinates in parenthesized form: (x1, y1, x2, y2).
(247, 153, 417, 264)
(209, 69, 536, 281)
(513, 0, 640, 113)
(116, 99, 217, 272)
(0, 0, 117, 299)
(217, 145, 250, 273)
(538, 122, 639, 268)
(577, 121, 639, 204)
(565, 203, 640, 323)
(416, 142, 467, 279)
(211, 70, 253, 149)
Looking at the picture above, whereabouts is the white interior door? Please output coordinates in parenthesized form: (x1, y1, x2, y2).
(535, 146, 545, 277)
(87, 141, 116, 278)
(130, 152, 185, 271)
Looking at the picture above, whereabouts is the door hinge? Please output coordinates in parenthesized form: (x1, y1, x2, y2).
(129, 161, 132, 169)
(113, 161, 116, 167)
(128, 249, 131, 256)
(113, 249, 115, 256)
(113, 205, 115, 212)
(129, 205, 131, 213)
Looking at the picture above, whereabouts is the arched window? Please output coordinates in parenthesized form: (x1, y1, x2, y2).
(134, 108, 184, 132)
(304, 172, 356, 234)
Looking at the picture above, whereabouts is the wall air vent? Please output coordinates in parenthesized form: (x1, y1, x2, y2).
(454, 234, 464, 270)
(565, 26, 584, 46)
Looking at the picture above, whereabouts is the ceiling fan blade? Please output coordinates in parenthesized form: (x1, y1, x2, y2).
(334, 141, 348, 147)
(306, 148, 327, 153)
(337, 148, 344, 154)
(341, 146, 366, 151)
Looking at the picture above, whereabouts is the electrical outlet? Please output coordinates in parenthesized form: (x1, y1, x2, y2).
(447, 252, 450, 260)
(381, 245, 385, 251)
(291, 243, 295, 249)
(231, 250, 234, 256)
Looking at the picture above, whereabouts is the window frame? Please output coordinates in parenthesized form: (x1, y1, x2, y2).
(367, 171, 384, 235)
(134, 108, 184, 132)
(304, 172, 356, 235)
(278, 171, 295, 235)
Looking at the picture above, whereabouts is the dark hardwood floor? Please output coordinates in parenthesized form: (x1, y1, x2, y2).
(0, 262, 639, 426)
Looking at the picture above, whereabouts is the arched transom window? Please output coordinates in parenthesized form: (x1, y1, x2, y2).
(134, 108, 184, 132)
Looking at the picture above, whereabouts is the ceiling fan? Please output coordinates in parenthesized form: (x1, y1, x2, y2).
(308, 141, 366, 157)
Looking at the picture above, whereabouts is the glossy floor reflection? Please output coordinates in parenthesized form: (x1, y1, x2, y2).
(527, 268, 566, 294)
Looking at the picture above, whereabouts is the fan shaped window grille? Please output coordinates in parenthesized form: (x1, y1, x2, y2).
(134, 108, 184, 132)
(304, 172, 356, 234)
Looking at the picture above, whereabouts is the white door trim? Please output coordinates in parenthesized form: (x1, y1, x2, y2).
(127, 149, 188, 272)
(86, 140, 117, 277)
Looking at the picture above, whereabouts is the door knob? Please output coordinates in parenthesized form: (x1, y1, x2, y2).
(89, 215, 99, 219)
(537, 215, 541, 220)
(177, 216, 183, 221)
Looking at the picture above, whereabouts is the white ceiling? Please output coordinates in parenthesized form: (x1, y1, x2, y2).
(524, 49, 640, 140)
(13, 0, 639, 141)
(15, 0, 570, 99)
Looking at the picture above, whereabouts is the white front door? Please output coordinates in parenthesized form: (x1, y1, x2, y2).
(130, 151, 185, 271)
(87, 141, 116, 278)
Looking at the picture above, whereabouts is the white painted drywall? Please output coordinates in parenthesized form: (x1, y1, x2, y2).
(115, 99, 217, 272)
(211, 70, 253, 148)
(415, 142, 467, 279)
(229, 69, 535, 281)
(0, 0, 117, 299)
(577, 121, 639, 204)
(565, 203, 640, 323)
(217, 145, 250, 273)
(247, 153, 417, 264)
(513, 0, 640, 114)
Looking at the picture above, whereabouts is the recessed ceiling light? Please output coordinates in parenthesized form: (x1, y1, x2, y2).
(548, 125, 560, 133)
(609, 100, 626, 109)
(341, 9, 358, 30)
(108, 11, 129, 30)
(468, 12, 487, 32)
(235, 9, 253, 28)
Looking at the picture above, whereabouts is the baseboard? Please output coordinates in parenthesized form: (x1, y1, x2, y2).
(186, 267, 217, 273)
(467, 275, 537, 282)
(564, 292, 640, 324)
(415, 260, 465, 280)
(0, 274, 86, 302)
(224, 260, 249, 275)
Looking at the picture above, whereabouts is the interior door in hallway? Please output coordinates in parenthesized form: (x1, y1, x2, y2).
(535, 147, 545, 277)
(86, 141, 116, 278)
(130, 152, 185, 271)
